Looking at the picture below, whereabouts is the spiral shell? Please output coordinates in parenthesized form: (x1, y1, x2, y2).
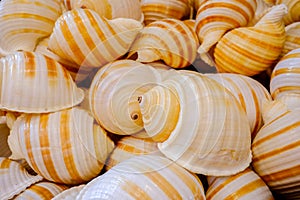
(77, 155, 206, 199)
(0, 157, 43, 200)
(214, 4, 287, 76)
(129, 18, 199, 69)
(8, 107, 115, 185)
(106, 136, 161, 170)
(141, 0, 190, 25)
(138, 70, 252, 176)
(270, 48, 300, 109)
(281, 22, 300, 58)
(206, 73, 272, 138)
(252, 100, 300, 198)
(195, 0, 257, 65)
(277, 0, 300, 25)
(89, 60, 162, 135)
(52, 185, 85, 200)
(0, 0, 62, 56)
(206, 168, 274, 200)
(14, 182, 68, 200)
(66, 0, 143, 22)
(0, 51, 84, 113)
(48, 8, 143, 68)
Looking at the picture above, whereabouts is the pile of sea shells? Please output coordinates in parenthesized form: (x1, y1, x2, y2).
(0, 0, 300, 199)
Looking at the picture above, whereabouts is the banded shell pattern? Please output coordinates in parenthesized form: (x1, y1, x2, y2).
(214, 4, 287, 76)
(0, 51, 84, 113)
(277, 0, 300, 25)
(48, 8, 143, 68)
(8, 107, 115, 185)
(0, 0, 62, 56)
(0, 157, 43, 200)
(206, 168, 274, 200)
(281, 22, 300, 58)
(129, 18, 199, 69)
(77, 155, 206, 199)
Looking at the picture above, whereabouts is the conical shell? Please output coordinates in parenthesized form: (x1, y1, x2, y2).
(206, 73, 272, 138)
(106, 136, 161, 170)
(270, 48, 300, 110)
(48, 8, 143, 68)
(89, 60, 162, 135)
(14, 181, 68, 200)
(252, 100, 300, 198)
(0, 51, 84, 113)
(52, 184, 85, 200)
(77, 155, 206, 200)
(281, 22, 300, 58)
(0, 157, 43, 200)
(67, 0, 143, 22)
(206, 168, 274, 200)
(277, 0, 300, 25)
(141, 0, 190, 25)
(138, 70, 252, 176)
(8, 107, 115, 185)
(129, 18, 199, 69)
(195, 0, 257, 65)
(214, 4, 287, 76)
(0, 0, 62, 56)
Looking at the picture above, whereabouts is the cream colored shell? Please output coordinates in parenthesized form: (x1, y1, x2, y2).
(8, 107, 115, 185)
(0, 51, 84, 113)
(52, 185, 85, 200)
(281, 22, 300, 58)
(77, 155, 206, 199)
(0, 0, 62, 56)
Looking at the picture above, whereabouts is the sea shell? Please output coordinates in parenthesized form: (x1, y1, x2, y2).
(14, 181, 68, 200)
(252, 100, 300, 198)
(77, 155, 206, 199)
(277, 0, 300, 25)
(89, 60, 162, 135)
(8, 107, 115, 185)
(0, 51, 84, 113)
(138, 70, 252, 176)
(106, 136, 161, 170)
(195, 0, 257, 65)
(214, 4, 287, 76)
(66, 0, 143, 22)
(0, 0, 62, 56)
(206, 168, 274, 200)
(270, 48, 300, 110)
(140, 0, 190, 25)
(0, 123, 11, 157)
(0, 157, 43, 200)
(48, 8, 143, 68)
(280, 22, 300, 58)
(206, 73, 272, 138)
(129, 18, 199, 69)
(52, 185, 85, 200)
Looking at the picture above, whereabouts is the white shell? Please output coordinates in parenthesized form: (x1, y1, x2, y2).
(0, 157, 43, 200)
(52, 185, 85, 200)
(0, 51, 84, 113)
(77, 155, 206, 200)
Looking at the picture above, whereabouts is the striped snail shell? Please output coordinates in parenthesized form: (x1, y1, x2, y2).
(214, 4, 287, 76)
(195, 0, 257, 65)
(0, 157, 43, 200)
(0, 51, 84, 113)
(280, 22, 300, 58)
(8, 107, 115, 185)
(252, 100, 300, 198)
(77, 155, 206, 199)
(129, 18, 199, 69)
(52, 185, 85, 200)
(0, 0, 62, 56)
(48, 8, 143, 68)
(277, 0, 300, 25)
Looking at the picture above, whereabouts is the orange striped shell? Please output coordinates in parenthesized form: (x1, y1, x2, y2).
(0, 0, 62, 56)
(252, 100, 300, 198)
(48, 8, 143, 68)
(277, 0, 300, 25)
(129, 18, 199, 69)
(14, 182, 68, 199)
(77, 155, 206, 199)
(8, 107, 115, 185)
(214, 4, 286, 76)
(281, 22, 300, 58)
(0, 51, 84, 113)
(206, 168, 274, 200)
(141, 0, 190, 25)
